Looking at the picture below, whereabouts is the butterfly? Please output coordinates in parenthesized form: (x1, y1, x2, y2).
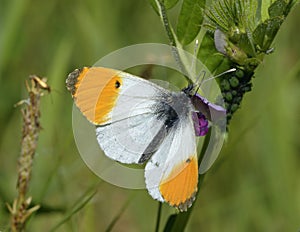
(66, 66, 226, 211)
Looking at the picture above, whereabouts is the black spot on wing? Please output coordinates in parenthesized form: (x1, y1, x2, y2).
(115, 80, 121, 88)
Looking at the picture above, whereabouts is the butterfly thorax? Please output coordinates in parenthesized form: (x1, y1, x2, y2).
(154, 92, 193, 130)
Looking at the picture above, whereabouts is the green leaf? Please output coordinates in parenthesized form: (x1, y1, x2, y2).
(244, 0, 260, 31)
(268, 0, 287, 17)
(260, 0, 272, 21)
(177, 0, 206, 45)
(237, 32, 256, 57)
(163, 212, 190, 232)
(198, 32, 230, 73)
(149, 0, 180, 14)
(253, 22, 267, 49)
(263, 17, 283, 50)
(165, 0, 180, 9)
(285, 0, 300, 16)
(205, 0, 259, 34)
(263, 17, 283, 49)
(253, 15, 283, 51)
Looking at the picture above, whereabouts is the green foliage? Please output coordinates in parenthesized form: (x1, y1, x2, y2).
(153, 0, 299, 230)
(205, 0, 259, 33)
(49, 187, 97, 232)
(197, 0, 298, 122)
(0, 0, 299, 231)
(205, 0, 296, 60)
(176, 0, 206, 45)
(253, 17, 283, 51)
(198, 32, 231, 73)
(148, 0, 180, 14)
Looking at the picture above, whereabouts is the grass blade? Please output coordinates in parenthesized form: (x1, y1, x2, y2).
(49, 186, 97, 232)
(105, 193, 135, 232)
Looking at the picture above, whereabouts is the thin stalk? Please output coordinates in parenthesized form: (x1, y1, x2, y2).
(155, 0, 191, 84)
(105, 194, 134, 232)
(7, 76, 50, 232)
(155, 202, 162, 232)
(49, 188, 97, 232)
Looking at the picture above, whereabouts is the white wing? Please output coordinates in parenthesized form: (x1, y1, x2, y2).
(145, 116, 198, 211)
(68, 67, 173, 164)
(96, 113, 166, 164)
(95, 70, 171, 164)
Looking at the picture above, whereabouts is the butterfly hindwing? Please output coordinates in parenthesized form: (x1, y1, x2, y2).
(145, 116, 198, 211)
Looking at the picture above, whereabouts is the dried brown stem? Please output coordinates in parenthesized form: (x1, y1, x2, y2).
(7, 76, 50, 232)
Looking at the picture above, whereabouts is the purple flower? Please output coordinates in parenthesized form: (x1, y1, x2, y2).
(192, 112, 209, 136)
(191, 93, 226, 136)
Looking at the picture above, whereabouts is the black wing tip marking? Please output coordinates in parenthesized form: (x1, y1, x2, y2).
(66, 67, 91, 95)
(176, 190, 197, 212)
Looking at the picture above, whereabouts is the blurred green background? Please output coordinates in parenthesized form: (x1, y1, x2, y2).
(0, 0, 299, 231)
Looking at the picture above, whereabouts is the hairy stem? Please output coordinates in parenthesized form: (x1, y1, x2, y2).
(7, 76, 50, 232)
(156, 0, 191, 83)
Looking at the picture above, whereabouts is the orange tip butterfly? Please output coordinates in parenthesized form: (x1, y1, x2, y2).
(66, 67, 227, 211)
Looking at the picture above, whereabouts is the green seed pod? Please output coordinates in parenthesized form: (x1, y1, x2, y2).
(225, 92, 232, 101)
(229, 77, 239, 88)
(233, 96, 242, 103)
(231, 104, 239, 113)
(225, 102, 230, 110)
(221, 79, 231, 91)
(235, 69, 244, 79)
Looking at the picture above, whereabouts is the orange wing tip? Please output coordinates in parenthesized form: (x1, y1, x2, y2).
(164, 188, 198, 212)
(176, 190, 197, 212)
(159, 156, 198, 211)
(66, 67, 89, 96)
(66, 66, 123, 125)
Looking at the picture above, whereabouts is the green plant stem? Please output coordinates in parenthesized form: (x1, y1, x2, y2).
(155, 202, 162, 232)
(156, 0, 190, 83)
(157, 0, 176, 47)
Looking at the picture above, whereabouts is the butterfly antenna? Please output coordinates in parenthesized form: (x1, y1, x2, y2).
(193, 70, 206, 94)
(201, 68, 236, 85)
(194, 68, 236, 94)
